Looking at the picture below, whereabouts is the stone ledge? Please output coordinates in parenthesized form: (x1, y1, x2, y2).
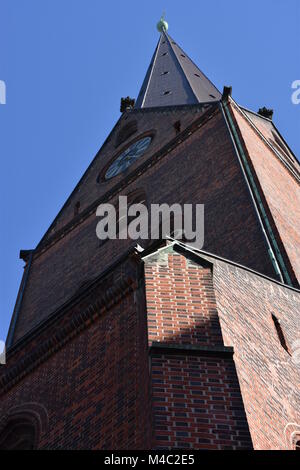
(150, 341, 234, 357)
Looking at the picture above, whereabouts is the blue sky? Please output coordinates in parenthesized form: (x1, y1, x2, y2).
(0, 0, 299, 342)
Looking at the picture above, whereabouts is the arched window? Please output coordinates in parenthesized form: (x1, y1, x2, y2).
(0, 404, 47, 450)
(295, 440, 300, 450)
(0, 419, 37, 450)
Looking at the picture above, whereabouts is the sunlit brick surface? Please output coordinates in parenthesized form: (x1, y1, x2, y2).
(151, 354, 252, 450)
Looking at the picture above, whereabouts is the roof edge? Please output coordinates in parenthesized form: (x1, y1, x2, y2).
(142, 239, 300, 294)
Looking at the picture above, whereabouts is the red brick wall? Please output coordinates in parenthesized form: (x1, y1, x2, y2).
(151, 353, 252, 450)
(144, 250, 252, 449)
(213, 256, 300, 450)
(145, 250, 223, 347)
(144, 246, 300, 449)
(13, 216, 133, 342)
(230, 103, 300, 285)
(3, 245, 299, 449)
(0, 259, 151, 450)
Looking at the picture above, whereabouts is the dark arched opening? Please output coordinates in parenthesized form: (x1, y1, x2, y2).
(0, 419, 37, 450)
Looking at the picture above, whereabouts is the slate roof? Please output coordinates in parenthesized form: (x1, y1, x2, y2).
(135, 31, 221, 108)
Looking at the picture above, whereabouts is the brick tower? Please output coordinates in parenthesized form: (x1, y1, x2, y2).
(1, 20, 300, 450)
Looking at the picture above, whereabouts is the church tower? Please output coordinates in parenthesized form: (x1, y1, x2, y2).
(1, 18, 300, 450)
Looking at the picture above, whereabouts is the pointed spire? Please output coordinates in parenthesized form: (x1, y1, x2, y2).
(135, 20, 221, 109)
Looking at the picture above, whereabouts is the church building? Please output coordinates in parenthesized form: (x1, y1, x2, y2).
(1, 17, 300, 450)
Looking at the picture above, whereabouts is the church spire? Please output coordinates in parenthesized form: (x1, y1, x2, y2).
(135, 17, 221, 108)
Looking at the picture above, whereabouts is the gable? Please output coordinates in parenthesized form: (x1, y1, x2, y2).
(37, 104, 214, 248)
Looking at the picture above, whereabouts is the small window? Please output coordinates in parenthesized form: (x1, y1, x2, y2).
(74, 201, 80, 216)
(295, 440, 300, 450)
(272, 314, 290, 354)
(161, 71, 169, 75)
(163, 90, 171, 95)
(161, 52, 168, 56)
(180, 54, 186, 58)
(173, 120, 181, 134)
(209, 94, 216, 99)
(194, 73, 200, 77)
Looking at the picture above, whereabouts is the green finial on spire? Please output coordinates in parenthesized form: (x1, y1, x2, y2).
(156, 12, 168, 33)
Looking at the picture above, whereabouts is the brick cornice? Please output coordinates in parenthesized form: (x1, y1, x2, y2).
(0, 276, 134, 397)
(150, 341, 234, 357)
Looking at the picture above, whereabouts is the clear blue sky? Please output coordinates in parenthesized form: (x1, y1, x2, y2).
(0, 0, 299, 342)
